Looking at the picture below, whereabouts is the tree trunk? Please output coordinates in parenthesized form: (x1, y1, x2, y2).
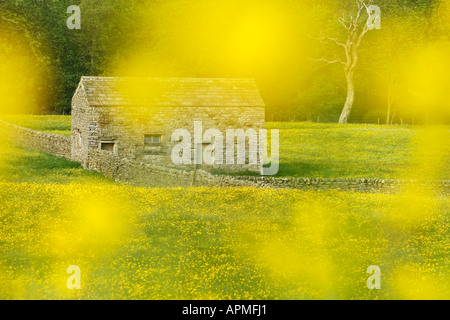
(390, 109, 396, 125)
(386, 102, 391, 125)
(386, 76, 395, 124)
(339, 72, 354, 124)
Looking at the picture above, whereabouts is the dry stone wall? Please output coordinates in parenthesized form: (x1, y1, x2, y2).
(87, 149, 450, 194)
(233, 176, 450, 194)
(0, 119, 71, 160)
(88, 149, 258, 188)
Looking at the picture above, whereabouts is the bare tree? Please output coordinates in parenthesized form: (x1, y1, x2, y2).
(313, 0, 377, 124)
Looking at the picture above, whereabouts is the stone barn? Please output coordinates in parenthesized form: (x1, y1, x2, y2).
(71, 76, 266, 172)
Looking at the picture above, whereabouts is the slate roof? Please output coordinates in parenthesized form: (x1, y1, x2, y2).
(78, 77, 265, 107)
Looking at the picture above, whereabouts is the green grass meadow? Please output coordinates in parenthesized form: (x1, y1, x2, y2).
(0, 115, 448, 299)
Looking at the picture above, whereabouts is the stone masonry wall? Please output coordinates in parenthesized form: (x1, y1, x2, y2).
(233, 176, 450, 194)
(0, 119, 71, 160)
(89, 149, 449, 194)
(71, 81, 91, 167)
(88, 149, 254, 188)
(87, 105, 264, 171)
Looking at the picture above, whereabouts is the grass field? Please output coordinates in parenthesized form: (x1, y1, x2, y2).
(267, 122, 449, 179)
(2, 115, 449, 179)
(0, 115, 72, 137)
(1, 181, 449, 299)
(0, 115, 448, 299)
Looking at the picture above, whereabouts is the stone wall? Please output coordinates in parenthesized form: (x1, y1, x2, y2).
(87, 149, 257, 188)
(88, 149, 450, 194)
(233, 176, 450, 194)
(71, 81, 91, 167)
(0, 119, 71, 160)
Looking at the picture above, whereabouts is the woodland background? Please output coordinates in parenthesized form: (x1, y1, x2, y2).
(0, 0, 449, 124)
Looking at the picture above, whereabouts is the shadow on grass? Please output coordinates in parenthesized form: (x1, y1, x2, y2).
(10, 152, 82, 170)
(210, 162, 338, 178)
(0, 143, 110, 184)
(274, 162, 338, 178)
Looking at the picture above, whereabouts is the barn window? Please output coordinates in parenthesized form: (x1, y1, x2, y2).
(144, 134, 161, 145)
(100, 142, 115, 152)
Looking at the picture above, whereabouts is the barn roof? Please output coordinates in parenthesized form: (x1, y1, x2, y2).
(77, 77, 265, 107)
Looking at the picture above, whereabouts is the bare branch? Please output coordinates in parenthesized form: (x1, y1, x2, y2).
(356, 22, 369, 48)
(313, 36, 347, 49)
(0, 15, 23, 31)
(326, 37, 347, 48)
(338, 17, 350, 31)
(0, 14, 22, 27)
(353, 3, 364, 26)
(310, 58, 345, 65)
